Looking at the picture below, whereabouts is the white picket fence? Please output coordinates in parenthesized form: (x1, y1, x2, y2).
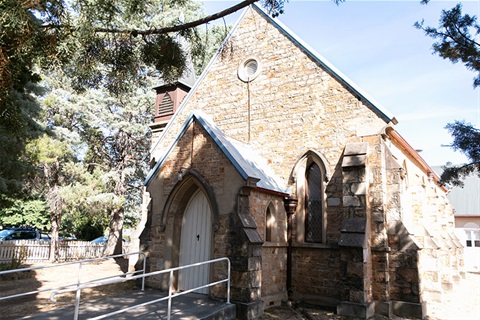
(0, 240, 127, 263)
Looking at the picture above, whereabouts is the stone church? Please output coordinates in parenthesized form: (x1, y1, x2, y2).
(139, 4, 464, 319)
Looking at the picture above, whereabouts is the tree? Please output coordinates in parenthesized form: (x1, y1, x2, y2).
(0, 198, 49, 229)
(26, 134, 78, 261)
(40, 66, 154, 255)
(415, 2, 479, 186)
(415, 3, 480, 88)
(440, 121, 480, 187)
(1, 0, 288, 197)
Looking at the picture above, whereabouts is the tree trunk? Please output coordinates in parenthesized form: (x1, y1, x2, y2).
(46, 162, 62, 263)
(49, 212, 59, 262)
(104, 207, 124, 256)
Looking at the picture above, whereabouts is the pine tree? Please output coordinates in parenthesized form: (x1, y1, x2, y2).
(416, 2, 479, 186)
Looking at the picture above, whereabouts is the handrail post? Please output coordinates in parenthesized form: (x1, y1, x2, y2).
(74, 261, 83, 320)
(227, 258, 231, 304)
(142, 253, 146, 291)
(167, 269, 173, 320)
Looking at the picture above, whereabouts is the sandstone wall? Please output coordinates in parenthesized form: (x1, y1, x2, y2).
(151, 7, 388, 188)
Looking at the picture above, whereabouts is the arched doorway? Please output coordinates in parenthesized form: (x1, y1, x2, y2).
(178, 189, 212, 294)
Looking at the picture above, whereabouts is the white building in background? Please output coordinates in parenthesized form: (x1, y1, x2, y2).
(434, 166, 480, 271)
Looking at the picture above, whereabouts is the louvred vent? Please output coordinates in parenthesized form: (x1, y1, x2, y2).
(158, 94, 174, 117)
(245, 60, 258, 77)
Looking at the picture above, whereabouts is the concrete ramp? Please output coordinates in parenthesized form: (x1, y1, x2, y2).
(20, 290, 236, 320)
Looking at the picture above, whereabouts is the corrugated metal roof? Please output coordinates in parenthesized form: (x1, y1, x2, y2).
(145, 110, 290, 195)
(432, 166, 480, 215)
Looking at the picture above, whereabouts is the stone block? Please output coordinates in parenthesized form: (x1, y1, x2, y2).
(235, 300, 264, 320)
(248, 256, 262, 271)
(341, 218, 366, 233)
(339, 233, 365, 247)
(337, 301, 374, 319)
(391, 300, 426, 319)
(249, 270, 262, 287)
(328, 198, 341, 206)
(248, 244, 262, 257)
(441, 281, 453, 291)
(375, 301, 392, 318)
(372, 210, 384, 222)
(344, 142, 368, 156)
(343, 196, 361, 207)
(238, 213, 257, 228)
(244, 229, 263, 244)
(342, 155, 367, 167)
(351, 182, 367, 195)
(342, 170, 360, 183)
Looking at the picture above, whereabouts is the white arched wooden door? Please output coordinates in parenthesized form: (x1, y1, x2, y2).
(178, 190, 212, 294)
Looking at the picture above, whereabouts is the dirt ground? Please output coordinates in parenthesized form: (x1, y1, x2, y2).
(0, 258, 135, 320)
(260, 272, 480, 320)
(0, 259, 479, 320)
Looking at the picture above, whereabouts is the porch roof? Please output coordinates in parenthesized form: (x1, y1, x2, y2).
(145, 110, 290, 196)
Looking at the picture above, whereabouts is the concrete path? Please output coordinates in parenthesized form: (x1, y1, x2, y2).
(19, 291, 235, 320)
(427, 271, 480, 320)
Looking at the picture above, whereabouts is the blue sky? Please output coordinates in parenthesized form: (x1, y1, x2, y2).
(199, 0, 479, 167)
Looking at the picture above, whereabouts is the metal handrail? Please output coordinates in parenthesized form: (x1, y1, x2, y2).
(0, 251, 147, 305)
(50, 257, 231, 320)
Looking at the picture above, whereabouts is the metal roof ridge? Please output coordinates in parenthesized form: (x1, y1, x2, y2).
(251, 3, 396, 124)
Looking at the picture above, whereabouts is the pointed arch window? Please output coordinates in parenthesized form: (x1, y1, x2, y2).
(265, 203, 275, 242)
(293, 151, 329, 245)
(305, 162, 323, 243)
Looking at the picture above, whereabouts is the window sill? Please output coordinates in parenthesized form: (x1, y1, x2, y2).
(292, 242, 339, 249)
(263, 242, 288, 248)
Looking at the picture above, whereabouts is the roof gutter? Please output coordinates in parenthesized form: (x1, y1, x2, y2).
(386, 127, 447, 192)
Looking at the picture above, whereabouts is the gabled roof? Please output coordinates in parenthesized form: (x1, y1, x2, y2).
(150, 4, 396, 156)
(145, 110, 290, 195)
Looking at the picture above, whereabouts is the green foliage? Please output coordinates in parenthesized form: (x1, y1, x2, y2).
(0, 1, 60, 194)
(192, 25, 231, 77)
(1, 0, 288, 241)
(1, 0, 287, 197)
(0, 83, 44, 196)
(0, 198, 49, 230)
(62, 213, 107, 241)
(415, 3, 480, 87)
(441, 121, 480, 187)
(36, 67, 154, 241)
